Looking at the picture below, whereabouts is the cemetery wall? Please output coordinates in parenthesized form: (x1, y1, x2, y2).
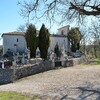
(0, 56, 86, 84)
(15, 60, 54, 80)
(0, 68, 13, 84)
(0, 60, 54, 84)
(72, 56, 86, 65)
(58, 56, 86, 67)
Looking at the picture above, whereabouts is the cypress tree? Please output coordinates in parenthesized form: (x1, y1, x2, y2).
(39, 24, 50, 59)
(25, 24, 37, 58)
(67, 28, 81, 52)
(54, 43, 61, 58)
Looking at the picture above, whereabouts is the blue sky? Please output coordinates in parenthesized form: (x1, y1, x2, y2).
(0, 0, 93, 45)
(0, 0, 60, 44)
(0, 0, 25, 33)
(0, 0, 60, 34)
(0, 0, 96, 34)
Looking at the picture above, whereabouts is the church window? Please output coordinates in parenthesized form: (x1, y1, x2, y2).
(17, 38, 18, 42)
(61, 30, 64, 35)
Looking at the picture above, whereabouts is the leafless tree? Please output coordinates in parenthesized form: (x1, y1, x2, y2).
(17, 25, 26, 32)
(80, 27, 89, 54)
(90, 20, 100, 58)
(17, 23, 29, 32)
(18, 0, 100, 23)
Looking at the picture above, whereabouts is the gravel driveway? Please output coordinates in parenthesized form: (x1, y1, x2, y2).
(0, 65, 100, 100)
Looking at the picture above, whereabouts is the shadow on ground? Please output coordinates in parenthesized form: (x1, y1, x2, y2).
(59, 82, 100, 100)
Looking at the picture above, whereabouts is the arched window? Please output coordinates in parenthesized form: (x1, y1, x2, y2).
(61, 30, 64, 35)
(17, 38, 18, 42)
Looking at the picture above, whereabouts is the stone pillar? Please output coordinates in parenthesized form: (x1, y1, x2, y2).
(50, 51, 53, 61)
(36, 47, 40, 58)
(22, 54, 25, 64)
(50, 52, 55, 68)
(25, 48, 30, 59)
(2, 61, 4, 69)
(52, 59, 55, 68)
(13, 57, 16, 66)
(61, 54, 65, 67)
(28, 51, 30, 59)
(27, 49, 30, 64)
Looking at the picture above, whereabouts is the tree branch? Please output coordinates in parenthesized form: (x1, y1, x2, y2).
(70, 2, 100, 16)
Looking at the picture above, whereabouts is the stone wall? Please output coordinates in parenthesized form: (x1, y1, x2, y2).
(29, 58, 42, 64)
(0, 56, 86, 84)
(0, 60, 54, 84)
(0, 68, 13, 84)
(72, 56, 86, 66)
(58, 56, 86, 67)
(15, 60, 54, 80)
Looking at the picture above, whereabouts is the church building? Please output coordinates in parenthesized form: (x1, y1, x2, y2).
(2, 25, 70, 55)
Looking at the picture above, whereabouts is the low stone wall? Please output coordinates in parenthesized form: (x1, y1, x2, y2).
(72, 56, 86, 66)
(58, 56, 86, 67)
(15, 60, 54, 80)
(0, 68, 13, 84)
(29, 58, 42, 64)
(0, 60, 54, 84)
(0, 56, 86, 84)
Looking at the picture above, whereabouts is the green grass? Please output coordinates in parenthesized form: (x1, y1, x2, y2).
(95, 58, 100, 64)
(0, 92, 31, 100)
(81, 58, 100, 66)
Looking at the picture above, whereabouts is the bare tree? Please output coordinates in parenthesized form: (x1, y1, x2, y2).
(17, 25, 26, 32)
(18, 0, 100, 23)
(80, 33, 87, 54)
(17, 23, 29, 32)
(90, 20, 100, 58)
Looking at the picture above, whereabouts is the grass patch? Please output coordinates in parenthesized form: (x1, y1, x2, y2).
(95, 58, 100, 64)
(0, 92, 31, 100)
(81, 58, 100, 66)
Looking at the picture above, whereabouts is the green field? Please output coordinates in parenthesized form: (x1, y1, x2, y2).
(0, 92, 31, 100)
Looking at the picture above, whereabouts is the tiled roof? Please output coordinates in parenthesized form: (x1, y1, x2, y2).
(57, 25, 70, 30)
(2, 31, 67, 37)
(50, 34, 67, 37)
(2, 32, 25, 36)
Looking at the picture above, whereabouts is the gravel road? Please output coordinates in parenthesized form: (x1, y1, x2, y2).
(0, 65, 100, 100)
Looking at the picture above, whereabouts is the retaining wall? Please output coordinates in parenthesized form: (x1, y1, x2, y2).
(0, 60, 54, 84)
(0, 56, 86, 84)
(58, 56, 86, 67)
(15, 61, 54, 80)
(0, 68, 13, 84)
(72, 56, 86, 65)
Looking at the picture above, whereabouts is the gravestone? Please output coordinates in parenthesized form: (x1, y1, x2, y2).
(0, 61, 4, 68)
(25, 48, 30, 59)
(36, 48, 40, 58)
(50, 51, 55, 67)
(61, 44, 67, 66)
(21, 53, 25, 64)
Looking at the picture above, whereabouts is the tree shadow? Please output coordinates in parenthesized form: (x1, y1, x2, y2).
(76, 87, 100, 100)
(59, 82, 100, 100)
(60, 94, 68, 100)
(74, 82, 100, 100)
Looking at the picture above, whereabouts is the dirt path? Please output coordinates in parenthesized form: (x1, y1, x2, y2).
(0, 65, 100, 100)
